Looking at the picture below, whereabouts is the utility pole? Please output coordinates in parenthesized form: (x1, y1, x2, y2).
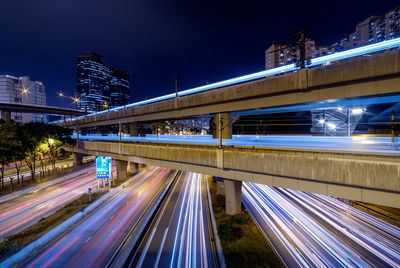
(347, 107, 351, 137)
(218, 113, 223, 149)
(175, 75, 179, 109)
(290, 25, 309, 69)
(392, 110, 395, 144)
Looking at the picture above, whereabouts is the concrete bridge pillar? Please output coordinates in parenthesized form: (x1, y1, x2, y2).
(224, 179, 242, 215)
(212, 112, 232, 139)
(72, 152, 83, 166)
(1, 111, 11, 122)
(128, 161, 139, 173)
(213, 177, 225, 195)
(129, 122, 138, 137)
(116, 159, 128, 180)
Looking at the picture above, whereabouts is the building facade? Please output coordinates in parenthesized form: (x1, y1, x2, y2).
(76, 51, 130, 113)
(265, 40, 334, 69)
(332, 6, 400, 51)
(0, 75, 46, 122)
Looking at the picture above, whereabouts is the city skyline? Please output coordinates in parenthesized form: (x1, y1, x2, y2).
(0, 0, 399, 109)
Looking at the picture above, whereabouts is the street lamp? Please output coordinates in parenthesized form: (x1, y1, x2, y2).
(72, 96, 80, 109)
(103, 101, 109, 110)
(48, 138, 54, 145)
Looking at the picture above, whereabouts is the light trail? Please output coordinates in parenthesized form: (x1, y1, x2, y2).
(52, 37, 400, 124)
(75, 134, 400, 154)
(127, 172, 216, 267)
(21, 167, 177, 268)
(2, 156, 93, 184)
(0, 164, 99, 241)
(242, 182, 400, 267)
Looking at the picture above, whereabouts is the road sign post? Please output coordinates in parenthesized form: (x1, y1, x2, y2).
(96, 157, 112, 191)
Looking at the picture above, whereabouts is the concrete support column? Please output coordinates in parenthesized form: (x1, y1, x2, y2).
(128, 161, 139, 173)
(224, 179, 242, 215)
(1, 111, 11, 122)
(123, 123, 130, 134)
(212, 112, 232, 139)
(72, 152, 83, 166)
(216, 181, 225, 196)
(129, 122, 138, 137)
(116, 159, 128, 180)
(213, 176, 225, 195)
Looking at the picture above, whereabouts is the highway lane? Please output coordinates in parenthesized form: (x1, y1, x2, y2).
(127, 172, 216, 267)
(22, 166, 177, 268)
(242, 182, 400, 267)
(74, 134, 400, 154)
(0, 164, 99, 241)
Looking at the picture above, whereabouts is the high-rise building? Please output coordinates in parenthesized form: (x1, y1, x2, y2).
(0, 75, 46, 122)
(265, 40, 334, 70)
(332, 6, 400, 51)
(111, 70, 130, 107)
(76, 51, 130, 113)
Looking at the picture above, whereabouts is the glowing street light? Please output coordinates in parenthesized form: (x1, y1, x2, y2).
(318, 119, 325, 124)
(352, 108, 363, 115)
(48, 138, 54, 145)
(327, 122, 336, 129)
(103, 102, 109, 110)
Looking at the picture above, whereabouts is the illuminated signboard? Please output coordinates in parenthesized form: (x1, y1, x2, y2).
(96, 156, 112, 179)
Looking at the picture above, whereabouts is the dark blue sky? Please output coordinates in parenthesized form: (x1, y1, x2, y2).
(0, 0, 398, 108)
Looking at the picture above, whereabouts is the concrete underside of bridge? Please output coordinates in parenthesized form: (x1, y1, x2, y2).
(65, 140, 400, 211)
(61, 51, 400, 129)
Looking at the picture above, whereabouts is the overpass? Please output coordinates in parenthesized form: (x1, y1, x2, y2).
(58, 38, 400, 134)
(0, 102, 85, 122)
(65, 138, 400, 215)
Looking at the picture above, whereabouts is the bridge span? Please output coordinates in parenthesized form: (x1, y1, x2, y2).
(59, 48, 400, 131)
(65, 138, 400, 215)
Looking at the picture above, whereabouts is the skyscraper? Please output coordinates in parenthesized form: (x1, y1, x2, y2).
(111, 70, 130, 107)
(0, 75, 46, 122)
(76, 51, 130, 113)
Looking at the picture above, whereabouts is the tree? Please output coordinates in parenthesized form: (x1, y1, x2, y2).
(21, 122, 49, 181)
(0, 123, 19, 191)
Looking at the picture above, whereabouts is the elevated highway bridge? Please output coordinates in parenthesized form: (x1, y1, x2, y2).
(65, 135, 400, 215)
(60, 38, 400, 215)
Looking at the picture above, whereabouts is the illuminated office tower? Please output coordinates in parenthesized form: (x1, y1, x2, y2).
(76, 51, 130, 113)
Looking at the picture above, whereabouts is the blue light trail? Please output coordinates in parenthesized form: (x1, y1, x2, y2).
(54, 37, 400, 124)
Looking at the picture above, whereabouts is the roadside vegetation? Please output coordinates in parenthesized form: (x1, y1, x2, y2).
(208, 178, 282, 268)
(0, 190, 106, 262)
(0, 121, 75, 193)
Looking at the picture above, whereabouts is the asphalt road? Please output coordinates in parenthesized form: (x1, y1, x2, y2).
(242, 182, 400, 267)
(22, 166, 176, 268)
(75, 134, 400, 154)
(127, 172, 216, 267)
(0, 164, 98, 241)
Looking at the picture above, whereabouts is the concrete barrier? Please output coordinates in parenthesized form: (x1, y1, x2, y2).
(0, 169, 144, 268)
(108, 171, 178, 267)
(206, 177, 227, 268)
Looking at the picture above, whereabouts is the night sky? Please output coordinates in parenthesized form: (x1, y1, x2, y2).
(0, 0, 398, 108)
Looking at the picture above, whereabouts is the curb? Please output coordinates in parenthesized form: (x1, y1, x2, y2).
(206, 177, 227, 268)
(0, 170, 144, 268)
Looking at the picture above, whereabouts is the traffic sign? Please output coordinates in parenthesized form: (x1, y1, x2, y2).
(96, 156, 112, 179)
(88, 188, 92, 194)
